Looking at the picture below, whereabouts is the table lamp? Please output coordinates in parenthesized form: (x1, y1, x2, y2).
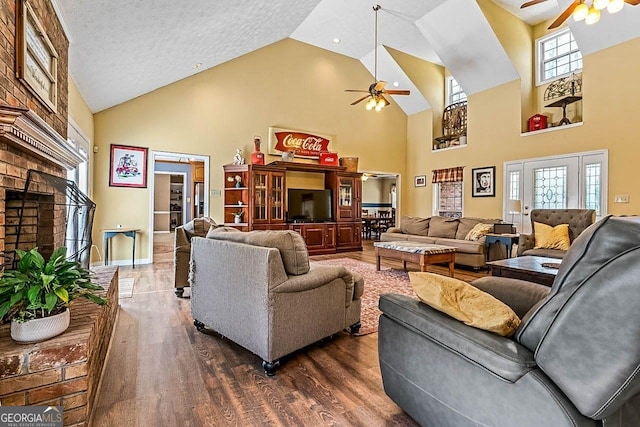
(507, 199, 522, 228)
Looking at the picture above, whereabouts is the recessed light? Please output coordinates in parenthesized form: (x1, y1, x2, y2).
(393, 81, 399, 87)
(332, 37, 341, 44)
(193, 63, 202, 69)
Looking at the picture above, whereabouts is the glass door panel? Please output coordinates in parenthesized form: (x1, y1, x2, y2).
(339, 179, 353, 207)
(270, 173, 284, 221)
(253, 172, 268, 222)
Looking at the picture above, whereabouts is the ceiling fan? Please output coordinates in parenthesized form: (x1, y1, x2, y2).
(345, 5, 410, 111)
(521, 0, 639, 29)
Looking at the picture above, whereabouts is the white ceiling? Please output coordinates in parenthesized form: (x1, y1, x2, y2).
(52, 0, 640, 114)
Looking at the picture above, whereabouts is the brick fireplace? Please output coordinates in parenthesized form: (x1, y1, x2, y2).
(0, 105, 83, 265)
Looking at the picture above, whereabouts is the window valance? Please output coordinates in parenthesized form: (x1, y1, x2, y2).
(432, 167, 464, 183)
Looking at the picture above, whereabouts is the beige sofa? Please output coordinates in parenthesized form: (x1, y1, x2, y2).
(380, 216, 502, 269)
(190, 229, 363, 376)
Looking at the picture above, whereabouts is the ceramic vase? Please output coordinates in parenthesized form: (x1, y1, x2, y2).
(11, 309, 70, 343)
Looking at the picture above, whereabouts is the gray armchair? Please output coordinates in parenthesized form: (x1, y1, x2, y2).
(379, 215, 640, 426)
(517, 208, 595, 258)
(190, 230, 362, 375)
(173, 217, 216, 297)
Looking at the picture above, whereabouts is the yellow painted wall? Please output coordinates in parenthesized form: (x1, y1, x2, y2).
(92, 38, 408, 262)
(68, 78, 94, 142)
(406, 36, 640, 221)
(90, 25, 640, 263)
(67, 77, 96, 197)
(478, 0, 535, 129)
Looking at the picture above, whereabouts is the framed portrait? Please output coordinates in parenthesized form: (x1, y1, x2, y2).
(109, 145, 148, 188)
(472, 166, 496, 197)
(414, 175, 426, 187)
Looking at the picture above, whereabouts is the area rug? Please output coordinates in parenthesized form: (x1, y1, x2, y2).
(313, 258, 416, 335)
(118, 278, 135, 299)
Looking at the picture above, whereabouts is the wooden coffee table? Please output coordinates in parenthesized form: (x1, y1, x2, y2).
(487, 256, 561, 286)
(374, 241, 456, 277)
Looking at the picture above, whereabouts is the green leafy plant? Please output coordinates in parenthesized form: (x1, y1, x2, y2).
(0, 247, 107, 323)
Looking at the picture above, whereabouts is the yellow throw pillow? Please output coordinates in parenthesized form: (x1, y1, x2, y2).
(409, 272, 521, 337)
(534, 222, 570, 250)
(464, 223, 494, 241)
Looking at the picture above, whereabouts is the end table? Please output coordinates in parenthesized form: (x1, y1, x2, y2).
(485, 233, 519, 262)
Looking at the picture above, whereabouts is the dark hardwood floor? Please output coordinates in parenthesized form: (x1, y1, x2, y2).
(91, 240, 487, 426)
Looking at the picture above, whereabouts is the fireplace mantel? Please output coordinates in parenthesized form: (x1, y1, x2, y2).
(0, 105, 82, 170)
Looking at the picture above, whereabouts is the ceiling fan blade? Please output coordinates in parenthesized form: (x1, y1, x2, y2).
(384, 90, 411, 95)
(351, 95, 371, 106)
(548, 0, 581, 29)
(374, 81, 387, 92)
(624, 0, 639, 5)
(345, 89, 370, 93)
(521, 0, 548, 8)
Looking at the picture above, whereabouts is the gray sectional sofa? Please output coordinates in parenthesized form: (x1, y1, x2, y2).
(380, 215, 502, 269)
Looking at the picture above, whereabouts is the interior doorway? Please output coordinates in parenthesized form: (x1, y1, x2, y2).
(148, 151, 210, 264)
(361, 171, 400, 240)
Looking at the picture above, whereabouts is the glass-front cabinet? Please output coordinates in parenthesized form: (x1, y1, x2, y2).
(252, 169, 285, 224)
(336, 174, 361, 221)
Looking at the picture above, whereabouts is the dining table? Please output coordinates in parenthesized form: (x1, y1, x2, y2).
(361, 215, 393, 239)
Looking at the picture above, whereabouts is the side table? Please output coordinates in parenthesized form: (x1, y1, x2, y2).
(485, 233, 519, 262)
(103, 228, 140, 268)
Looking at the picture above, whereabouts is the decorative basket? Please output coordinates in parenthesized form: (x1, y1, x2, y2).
(339, 157, 359, 172)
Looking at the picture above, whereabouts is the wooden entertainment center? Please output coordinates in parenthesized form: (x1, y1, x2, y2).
(223, 161, 362, 254)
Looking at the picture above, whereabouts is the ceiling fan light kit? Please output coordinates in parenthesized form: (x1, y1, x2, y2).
(345, 5, 410, 111)
(523, 0, 636, 28)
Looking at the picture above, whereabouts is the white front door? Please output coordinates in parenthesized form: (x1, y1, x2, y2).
(521, 156, 580, 234)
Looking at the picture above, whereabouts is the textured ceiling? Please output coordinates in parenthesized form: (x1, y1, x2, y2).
(52, 0, 640, 114)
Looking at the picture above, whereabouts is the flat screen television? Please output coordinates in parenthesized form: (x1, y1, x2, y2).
(287, 188, 333, 222)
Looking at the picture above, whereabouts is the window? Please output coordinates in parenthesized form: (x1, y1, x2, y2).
(508, 171, 520, 201)
(66, 119, 91, 196)
(446, 76, 467, 106)
(431, 167, 464, 218)
(537, 28, 582, 85)
(437, 182, 463, 218)
(584, 163, 601, 216)
(533, 166, 568, 209)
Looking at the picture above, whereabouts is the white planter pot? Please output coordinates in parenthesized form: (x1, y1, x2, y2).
(11, 309, 70, 343)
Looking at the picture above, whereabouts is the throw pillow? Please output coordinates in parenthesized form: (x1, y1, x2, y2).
(534, 222, 570, 250)
(464, 223, 494, 241)
(400, 216, 430, 236)
(427, 216, 459, 239)
(409, 272, 521, 336)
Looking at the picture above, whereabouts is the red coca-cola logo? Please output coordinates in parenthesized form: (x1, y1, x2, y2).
(273, 132, 331, 158)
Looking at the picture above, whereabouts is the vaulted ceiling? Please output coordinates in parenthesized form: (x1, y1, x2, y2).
(52, 0, 640, 114)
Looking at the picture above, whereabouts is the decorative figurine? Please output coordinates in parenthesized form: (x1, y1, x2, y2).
(232, 149, 245, 165)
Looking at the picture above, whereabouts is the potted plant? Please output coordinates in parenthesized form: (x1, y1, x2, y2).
(0, 247, 107, 343)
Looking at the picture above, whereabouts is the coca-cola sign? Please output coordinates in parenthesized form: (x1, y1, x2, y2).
(268, 127, 333, 159)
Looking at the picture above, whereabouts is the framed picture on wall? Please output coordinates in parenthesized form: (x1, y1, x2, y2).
(109, 144, 148, 188)
(414, 175, 426, 187)
(471, 166, 496, 197)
